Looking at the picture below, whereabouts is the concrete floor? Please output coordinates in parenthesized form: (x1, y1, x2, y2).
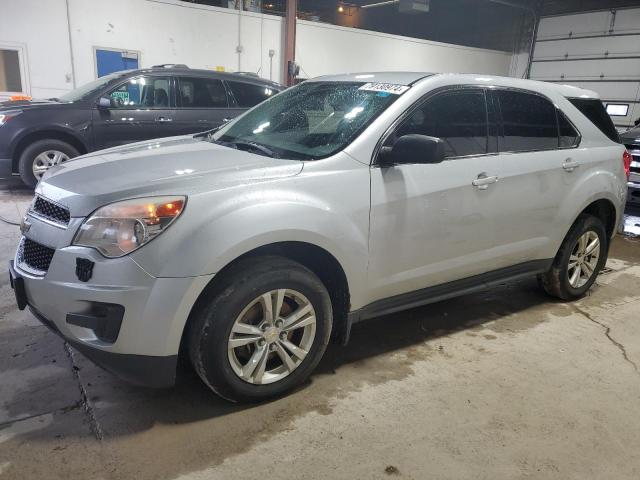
(1, 180, 640, 480)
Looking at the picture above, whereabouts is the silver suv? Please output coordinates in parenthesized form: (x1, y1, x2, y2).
(9, 73, 629, 402)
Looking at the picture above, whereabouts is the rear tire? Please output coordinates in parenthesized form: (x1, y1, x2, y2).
(18, 139, 79, 187)
(539, 214, 607, 300)
(188, 256, 332, 402)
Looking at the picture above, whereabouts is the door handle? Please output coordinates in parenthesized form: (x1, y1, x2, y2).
(562, 158, 580, 172)
(472, 173, 499, 190)
(156, 116, 173, 122)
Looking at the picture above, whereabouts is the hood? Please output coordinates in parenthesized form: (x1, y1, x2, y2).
(0, 98, 66, 112)
(37, 135, 304, 216)
(620, 126, 640, 145)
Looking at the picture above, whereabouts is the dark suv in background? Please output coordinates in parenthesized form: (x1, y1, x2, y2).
(0, 65, 283, 186)
(620, 125, 640, 205)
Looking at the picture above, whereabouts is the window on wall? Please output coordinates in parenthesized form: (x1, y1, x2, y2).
(395, 90, 489, 158)
(227, 81, 276, 108)
(0, 49, 23, 93)
(178, 77, 227, 108)
(496, 90, 558, 152)
(108, 76, 172, 108)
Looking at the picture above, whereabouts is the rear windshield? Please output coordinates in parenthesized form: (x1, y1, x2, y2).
(569, 98, 619, 143)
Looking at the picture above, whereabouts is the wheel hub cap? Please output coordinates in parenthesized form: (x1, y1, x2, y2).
(263, 327, 280, 344)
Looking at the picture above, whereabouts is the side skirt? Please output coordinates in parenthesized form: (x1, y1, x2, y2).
(342, 259, 552, 344)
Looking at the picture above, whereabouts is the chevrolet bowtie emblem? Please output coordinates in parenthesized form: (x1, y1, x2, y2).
(19, 217, 31, 234)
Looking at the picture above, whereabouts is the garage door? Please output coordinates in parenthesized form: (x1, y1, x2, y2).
(529, 7, 640, 131)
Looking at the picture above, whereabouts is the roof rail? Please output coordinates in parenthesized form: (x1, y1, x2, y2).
(152, 64, 189, 69)
(234, 72, 260, 78)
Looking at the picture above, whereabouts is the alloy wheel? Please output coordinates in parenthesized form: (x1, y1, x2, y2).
(568, 230, 600, 288)
(227, 289, 317, 385)
(32, 150, 70, 180)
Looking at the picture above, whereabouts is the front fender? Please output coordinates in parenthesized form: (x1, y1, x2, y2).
(131, 175, 371, 307)
(11, 122, 91, 157)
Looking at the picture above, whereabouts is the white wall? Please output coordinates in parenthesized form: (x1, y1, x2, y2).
(0, 0, 74, 99)
(67, 0, 284, 86)
(1, 0, 515, 100)
(296, 20, 513, 78)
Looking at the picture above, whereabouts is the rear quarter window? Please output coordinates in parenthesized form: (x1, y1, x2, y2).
(568, 98, 619, 143)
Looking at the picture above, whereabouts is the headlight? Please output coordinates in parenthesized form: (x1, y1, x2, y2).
(73, 196, 186, 258)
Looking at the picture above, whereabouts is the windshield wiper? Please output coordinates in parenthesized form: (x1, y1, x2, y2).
(225, 140, 279, 158)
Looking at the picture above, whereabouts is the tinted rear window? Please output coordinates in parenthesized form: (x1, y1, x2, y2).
(569, 98, 619, 143)
(178, 77, 227, 108)
(496, 90, 558, 152)
(227, 81, 277, 108)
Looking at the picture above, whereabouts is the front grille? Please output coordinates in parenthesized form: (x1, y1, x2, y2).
(17, 237, 55, 274)
(31, 196, 70, 226)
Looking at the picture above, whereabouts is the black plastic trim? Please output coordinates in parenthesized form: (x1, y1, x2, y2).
(66, 302, 124, 343)
(348, 259, 553, 324)
(30, 306, 177, 388)
(8, 261, 27, 310)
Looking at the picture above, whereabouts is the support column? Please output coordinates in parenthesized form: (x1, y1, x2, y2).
(283, 0, 297, 86)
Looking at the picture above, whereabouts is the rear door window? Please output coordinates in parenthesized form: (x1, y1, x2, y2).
(395, 89, 488, 158)
(226, 81, 276, 108)
(496, 90, 557, 152)
(569, 98, 619, 143)
(177, 77, 227, 108)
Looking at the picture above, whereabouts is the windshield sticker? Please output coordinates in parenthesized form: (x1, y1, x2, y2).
(358, 83, 410, 95)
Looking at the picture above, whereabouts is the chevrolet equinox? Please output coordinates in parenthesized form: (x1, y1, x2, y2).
(9, 73, 629, 402)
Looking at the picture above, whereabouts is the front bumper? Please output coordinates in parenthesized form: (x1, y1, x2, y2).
(10, 241, 214, 388)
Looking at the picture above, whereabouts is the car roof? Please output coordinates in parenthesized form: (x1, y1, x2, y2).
(308, 72, 599, 99)
(120, 67, 283, 88)
(307, 72, 433, 85)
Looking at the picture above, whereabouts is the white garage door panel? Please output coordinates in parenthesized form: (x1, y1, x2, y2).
(530, 58, 640, 80)
(613, 9, 640, 33)
(537, 11, 610, 39)
(533, 36, 640, 60)
(553, 81, 640, 100)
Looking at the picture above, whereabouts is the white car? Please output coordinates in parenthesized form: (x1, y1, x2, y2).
(10, 73, 629, 402)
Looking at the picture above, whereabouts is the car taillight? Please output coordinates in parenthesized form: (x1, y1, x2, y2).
(623, 150, 632, 181)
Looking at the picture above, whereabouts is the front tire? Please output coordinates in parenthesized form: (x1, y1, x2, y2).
(18, 139, 79, 187)
(188, 256, 332, 402)
(539, 214, 607, 300)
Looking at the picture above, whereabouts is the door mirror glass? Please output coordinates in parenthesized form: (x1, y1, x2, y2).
(97, 97, 112, 108)
(379, 134, 445, 166)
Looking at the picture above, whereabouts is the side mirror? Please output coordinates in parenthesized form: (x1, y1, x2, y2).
(378, 134, 446, 167)
(97, 97, 112, 109)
